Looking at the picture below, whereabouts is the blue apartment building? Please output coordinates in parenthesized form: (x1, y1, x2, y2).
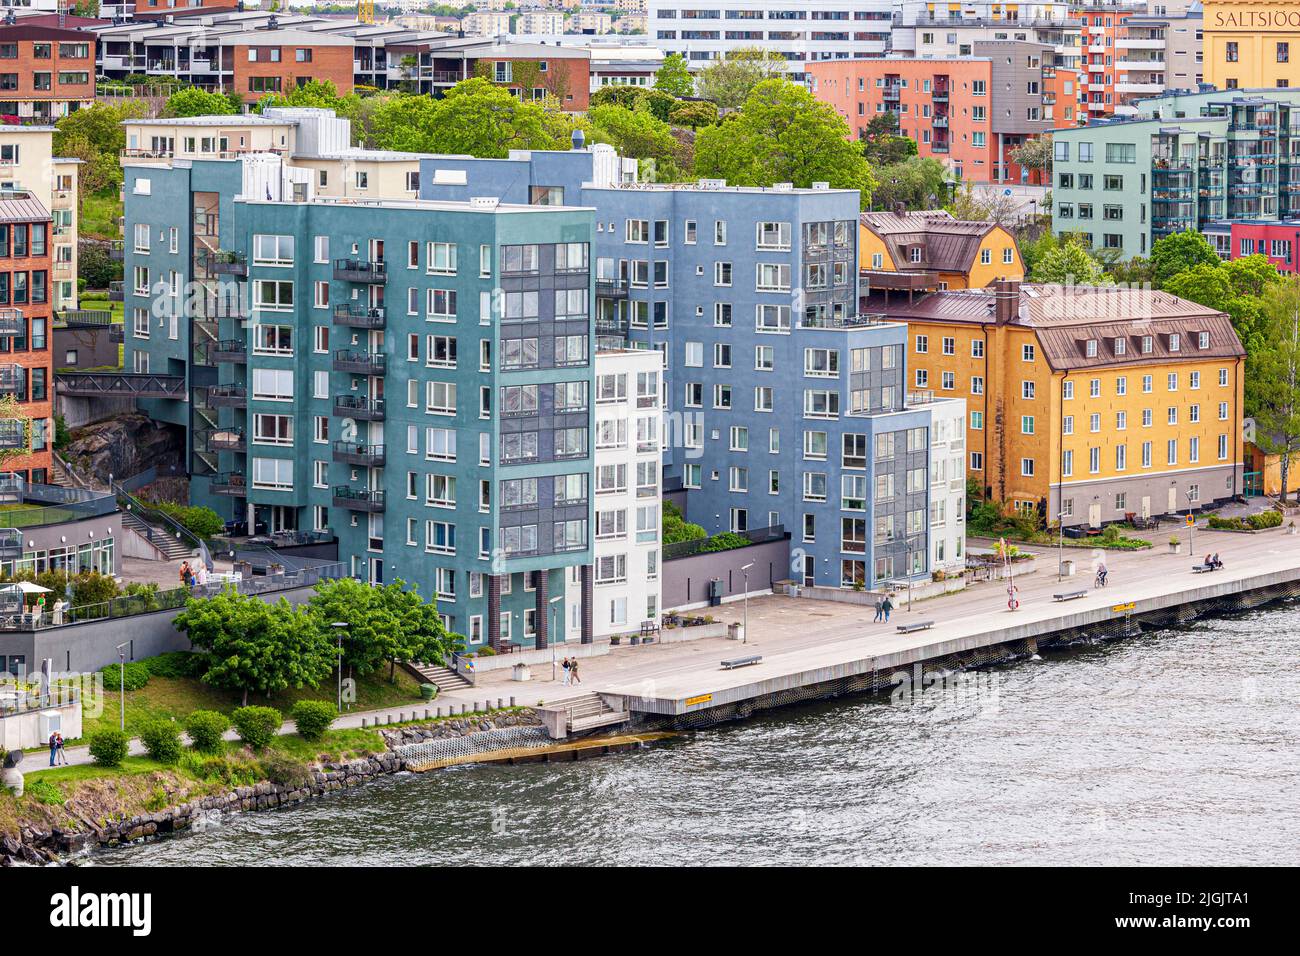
(122, 153, 599, 649)
(420, 147, 946, 588)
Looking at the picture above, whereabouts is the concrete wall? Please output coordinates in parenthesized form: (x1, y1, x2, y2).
(56, 394, 137, 428)
(0, 581, 319, 676)
(0, 698, 81, 751)
(662, 536, 790, 610)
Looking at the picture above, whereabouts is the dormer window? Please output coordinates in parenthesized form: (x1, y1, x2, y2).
(1085, 339, 1098, 358)
(1198, 331, 1210, 349)
(909, 246, 922, 263)
(1114, 337, 1126, 356)
(1169, 333, 1180, 352)
(1141, 335, 1153, 354)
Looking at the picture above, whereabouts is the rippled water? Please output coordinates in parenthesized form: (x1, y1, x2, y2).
(93, 603, 1300, 866)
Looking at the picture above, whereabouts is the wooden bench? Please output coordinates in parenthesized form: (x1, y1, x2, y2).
(1191, 564, 1219, 574)
(895, 620, 934, 634)
(498, 640, 522, 654)
(721, 655, 762, 670)
(639, 620, 660, 644)
(1053, 590, 1088, 602)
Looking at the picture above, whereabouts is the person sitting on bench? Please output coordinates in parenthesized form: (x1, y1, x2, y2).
(1204, 553, 1214, 569)
(1211, 553, 1223, 570)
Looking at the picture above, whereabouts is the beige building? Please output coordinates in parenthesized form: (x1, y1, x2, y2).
(462, 12, 513, 36)
(572, 11, 614, 34)
(0, 125, 80, 313)
(518, 10, 567, 33)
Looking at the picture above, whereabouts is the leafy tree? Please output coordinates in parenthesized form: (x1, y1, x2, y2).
(859, 112, 918, 167)
(696, 47, 788, 112)
(255, 78, 349, 114)
(78, 240, 123, 289)
(871, 155, 949, 212)
(695, 80, 876, 206)
(175, 589, 334, 705)
(54, 101, 148, 196)
(1106, 254, 1155, 287)
(1162, 255, 1281, 356)
(164, 87, 237, 118)
(1149, 229, 1222, 287)
(368, 80, 565, 157)
(1010, 135, 1052, 183)
(655, 52, 694, 98)
(669, 99, 718, 128)
(590, 86, 644, 110)
(587, 103, 686, 178)
(374, 580, 461, 682)
(947, 181, 1022, 226)
(1250, 279, 1300, 501)
(1027, 233, 1112, 284)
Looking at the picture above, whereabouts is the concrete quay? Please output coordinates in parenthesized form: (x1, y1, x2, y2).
(468, 524, 1300, 726)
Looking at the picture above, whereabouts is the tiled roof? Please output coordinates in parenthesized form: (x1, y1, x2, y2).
(860, 210, 999, 274)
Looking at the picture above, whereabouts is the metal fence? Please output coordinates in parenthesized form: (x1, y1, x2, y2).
(0, 684, 81, 718)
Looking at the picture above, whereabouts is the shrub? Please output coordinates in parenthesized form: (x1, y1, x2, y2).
(139, 719, 183, 764)
(24, 777, 64, 806)
(259, 752, 312, 789)
(700, 531, 751, 553)
(145, 650, 206, 679)
(149, 502, 226, 538)
(1248, 509, 1283, 530)
(88, 728, 130, 767)
(184, 709, 230, 753)
(290, 699, 336, 741)
(230, 705, 282, 750)
(100, 660, 150, 691)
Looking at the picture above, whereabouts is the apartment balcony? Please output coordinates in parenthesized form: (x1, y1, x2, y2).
(1116, 37, 1165, 49)
(1116, 81, 1164, 95)
(933, 114, 949, 128)
(333, 258, 388, 284)
(0, 528, 20, 560)
(0, 418, 24, 449)
(1117, 59, 1166, 72)
(207, 384, 247, 408)
(211, 339, 247, 364)
(333, 395, 385, 421)
(0, 309, 22, 337)
(0, 364, 21, 395)
(205, 250, 247, 277)
(332, 304, 386, 329)
(108, 239, 124, 261)
(332, 486, 385, 513)
(595, 278, 629, 298)
(108, 281, 124, 302)
(332, 349, 386, 374)
(210, 472, 247, 497)
(202, 428, 246, 453)
(330, 440, 386, 469)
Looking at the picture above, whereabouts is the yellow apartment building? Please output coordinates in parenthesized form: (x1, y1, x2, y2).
(859, 210, 1024, 293)
(873, 280, 1247, 528)
(1203, 0, 1300, 89)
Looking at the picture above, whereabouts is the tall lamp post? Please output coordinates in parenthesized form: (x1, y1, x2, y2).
(331, 622, 348, 713)
(740, 562, 753, 644)
(549, 594, 562, 681)
(1056, 510, 1067, 581)
(114, 642, 128, 730)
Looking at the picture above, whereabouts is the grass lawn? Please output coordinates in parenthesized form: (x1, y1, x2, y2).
(80, 667, 426, 740)
(80, 189, 123, 240)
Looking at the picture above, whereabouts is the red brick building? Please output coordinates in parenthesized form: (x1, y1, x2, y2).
(231, 36, 357, 104)
(0, 23, 96, 125)
(1229, 221, 1300, 275)
(0, 193, 53, 485)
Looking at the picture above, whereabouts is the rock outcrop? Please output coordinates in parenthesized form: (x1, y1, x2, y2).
(62, 413, 184, 486)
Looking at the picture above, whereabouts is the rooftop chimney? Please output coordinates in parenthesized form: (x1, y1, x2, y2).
(571, 128, 585, 151)
(993, 278, 1021, 325)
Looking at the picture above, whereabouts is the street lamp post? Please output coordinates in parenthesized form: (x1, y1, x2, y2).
(740, 562, 753, 644)
(114, 642, 128, 730)
(1057, 510, 1067, 581)
(549, 594, 562, 681)
(330, 622, 347, 713)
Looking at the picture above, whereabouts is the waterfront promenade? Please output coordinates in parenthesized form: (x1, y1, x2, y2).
(468, 524, 1300, 715)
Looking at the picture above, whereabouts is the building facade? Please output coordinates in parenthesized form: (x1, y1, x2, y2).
(859, 210, 1026, 290)
(0, 21, 96, 125)
(874, 280, 1247, 527)
(0, 125, 79, 314)
(1203, 0, 1300, 90)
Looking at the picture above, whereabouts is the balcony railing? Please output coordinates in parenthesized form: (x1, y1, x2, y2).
(210, 339, 247, 364)
(332, 486, 385, 512)
(333, 349, 386, 374)
(108, 281, 124, 302)
(798, 312, 889, 330)
(333, 395, 385, 420)
(595, 278, 629, 298)
(0, 309, 21, 337)
(202, 428, 246, 453)
(210, 472, 247, 497)
(207, 384, 247, 408)
(204, 250, 248, 277)
(108, 239, 124, 261)
(0, 419, 24, 450)
(332, 441, 385, 466)
(333, 258, 388, 283)
(332, 304, 386, 329)
(0, 527, 20, 559)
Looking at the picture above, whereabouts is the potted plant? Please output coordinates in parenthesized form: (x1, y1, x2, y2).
(1169, 536, 1181, 554)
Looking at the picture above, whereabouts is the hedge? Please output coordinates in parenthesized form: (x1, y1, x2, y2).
(100, 661, 150, 692)
(230, 706, 282, 750)
(139, 719, 183, 764)
(88, 728, 130, 767)
(290, 700, 336, 741)
(184, 710, 230, 754)
(1207, 510, 1283, 531)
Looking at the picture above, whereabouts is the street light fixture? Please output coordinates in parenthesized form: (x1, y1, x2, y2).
(114, 642, 128, 730)
(740, 562, 754, 644)
(330, 622, 348, 713)
(549, 594, 563, 681)
(1056, 510, 1068, 581)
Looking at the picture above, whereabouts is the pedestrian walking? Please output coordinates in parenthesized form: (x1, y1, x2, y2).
(881, 596, 894, 623)
(570, 658, 581, 685)
(561, 657, 571, 685)
(873, 597, 884, 623)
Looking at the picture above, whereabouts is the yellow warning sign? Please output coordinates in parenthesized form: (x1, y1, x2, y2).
(685, 694, 713, 707)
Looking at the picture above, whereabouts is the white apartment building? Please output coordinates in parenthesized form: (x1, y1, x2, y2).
(566, 348, 663, 641)
(890, 1, 1082, 70)
(462, 12, 514, 36)
(649, 1, 894, 81)
(924, 396, 968, 576)
(517, 10, 568, 33)
(0, 126, 79, 313)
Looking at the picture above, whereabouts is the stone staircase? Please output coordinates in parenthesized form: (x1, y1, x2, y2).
(406, 661, 473, 692)
(544, 691, 631, 734)
(121, 509, 195, 561)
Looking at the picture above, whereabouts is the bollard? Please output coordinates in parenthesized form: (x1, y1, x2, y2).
(361, 717, 368, 728)
(510, 696, 516, 707)
(460, 703, 467, 715)
(497, 697, 503, 709)
(436, 706, 443, 718)
(424, 708, 430, 720)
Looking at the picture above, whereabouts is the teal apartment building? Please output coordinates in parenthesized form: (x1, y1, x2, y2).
(122, 149, 599, 649)
(1051, 88, 1300, 259)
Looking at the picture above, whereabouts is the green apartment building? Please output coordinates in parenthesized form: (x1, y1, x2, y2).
(1052, 88, 1300, 259)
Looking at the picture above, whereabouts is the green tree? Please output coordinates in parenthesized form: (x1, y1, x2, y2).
(1149, 229, 1222, 288)
(374, 580, 461, 682)
(695, 47, 788, 112)
(1010, 135, 1052, 183)
(587, 103, 686, 178)
(654, 52, 694, 98)
(1250, 279, 1300, 501)
(54, 101, 149, 195)
(368, 80, 564, 157)
(1027, 233, 1112, 284)
(1162, 255, 1281, 355)
(695, 79, 876, 206)
(175, 589, 334, 705)
(871, 155, 949, 211)
(859, 112, 917, 167)
(164, 87, 237, 118)
(668, 99, 718, 128)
